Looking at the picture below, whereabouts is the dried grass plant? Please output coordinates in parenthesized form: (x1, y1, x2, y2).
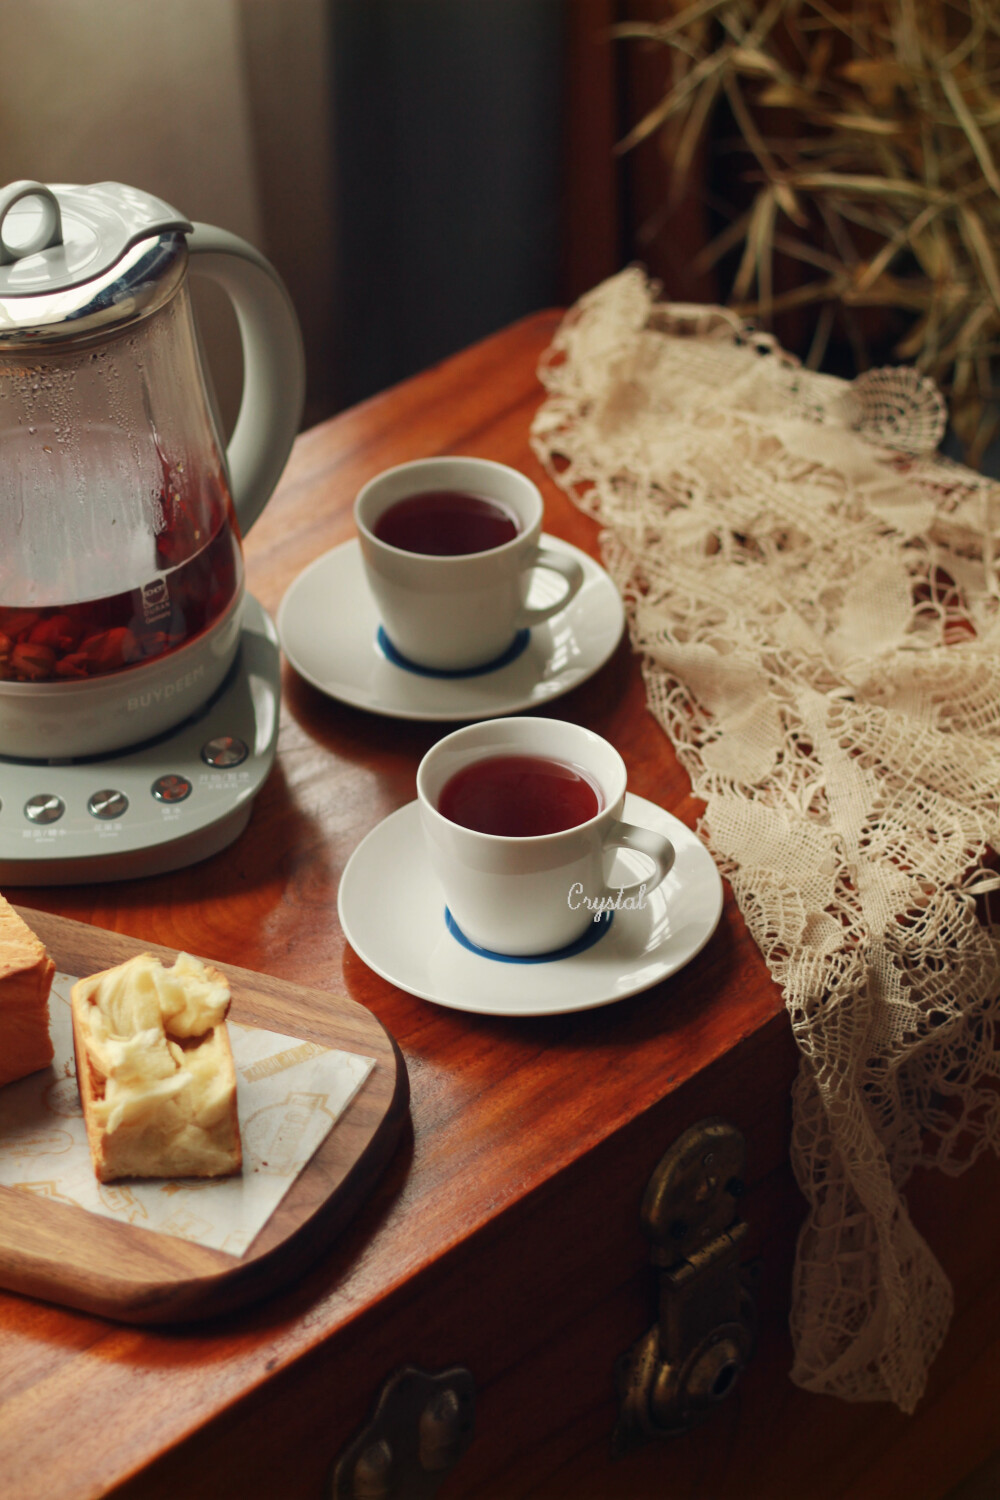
(615, 0, 1000, 466)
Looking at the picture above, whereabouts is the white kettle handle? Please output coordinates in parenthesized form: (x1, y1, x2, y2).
(187, 224, 305, 536)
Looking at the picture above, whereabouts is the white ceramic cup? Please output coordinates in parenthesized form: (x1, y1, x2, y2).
(417, 716, 676, 956)
(354, 456, 585, 672)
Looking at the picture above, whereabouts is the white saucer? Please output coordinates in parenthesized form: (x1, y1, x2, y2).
(277, 536, 625, 721)
(337, 794, 724, 1016)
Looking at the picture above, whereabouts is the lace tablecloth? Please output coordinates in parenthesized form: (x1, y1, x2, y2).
(531, 269, 1000, 1412)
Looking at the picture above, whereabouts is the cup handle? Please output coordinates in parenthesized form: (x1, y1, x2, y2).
(601, 819, 675, 899)
(515, 545, 585, 628)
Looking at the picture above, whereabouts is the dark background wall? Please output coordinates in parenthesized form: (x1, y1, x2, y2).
(327, 0, 568, 411)
(0, 0, 673, 431)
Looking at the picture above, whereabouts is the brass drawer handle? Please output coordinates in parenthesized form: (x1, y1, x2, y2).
(614, 1118, 756, 1453)
(329, 1365, 474, 1499)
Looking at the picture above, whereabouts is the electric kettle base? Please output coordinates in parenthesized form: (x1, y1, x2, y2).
(0, 597, 280, 886)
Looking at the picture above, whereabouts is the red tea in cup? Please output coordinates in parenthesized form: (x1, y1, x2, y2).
(438, 754, 603, 837)
(373, 489, 520, 556)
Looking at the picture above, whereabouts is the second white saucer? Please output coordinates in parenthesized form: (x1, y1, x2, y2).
(338, 795, 724, 1016)
(277, 536, 625, 721)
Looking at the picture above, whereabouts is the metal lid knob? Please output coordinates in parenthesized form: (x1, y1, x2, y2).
(0, 181, 63, 266)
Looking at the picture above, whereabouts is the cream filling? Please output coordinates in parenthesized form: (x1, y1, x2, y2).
(79, 952, 232, 1137)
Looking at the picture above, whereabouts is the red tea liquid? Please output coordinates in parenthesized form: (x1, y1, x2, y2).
(0, 473, 242, 683)
(438, 754, 603, 837)
(374, 489, 519, 556)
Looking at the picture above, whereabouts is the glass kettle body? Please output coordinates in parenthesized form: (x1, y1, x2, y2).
(0, 181, 304, 759)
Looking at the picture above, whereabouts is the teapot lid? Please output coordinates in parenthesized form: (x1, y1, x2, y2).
(0, 180, 193, 342)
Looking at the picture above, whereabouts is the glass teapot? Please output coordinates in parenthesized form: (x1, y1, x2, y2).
(0, 179, 304, 758)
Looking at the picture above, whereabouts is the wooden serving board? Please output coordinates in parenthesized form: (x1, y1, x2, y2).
(0, 908, 409, 1326)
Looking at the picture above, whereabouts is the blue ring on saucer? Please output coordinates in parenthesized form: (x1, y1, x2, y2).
(377, 625, 530, 679)
(444, 907, 613, 964)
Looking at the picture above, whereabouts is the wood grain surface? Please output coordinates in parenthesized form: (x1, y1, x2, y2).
(0, 908, 408, 1325)
(0, 310, 783, 1498)
(3, 313, 991, 1500)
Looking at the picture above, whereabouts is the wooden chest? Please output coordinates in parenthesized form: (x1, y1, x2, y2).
(1, 314, 998, 1500)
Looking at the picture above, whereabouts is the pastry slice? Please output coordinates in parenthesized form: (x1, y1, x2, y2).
(0, 896, 55, 1088)
(71, 951, 242, 1183)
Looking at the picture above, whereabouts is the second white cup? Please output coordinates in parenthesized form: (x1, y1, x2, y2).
(354, 456, 584, 672)
(417, 716, 676, 957)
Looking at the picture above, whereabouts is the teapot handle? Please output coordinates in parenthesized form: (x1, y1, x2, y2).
(187, 224, 305, 536)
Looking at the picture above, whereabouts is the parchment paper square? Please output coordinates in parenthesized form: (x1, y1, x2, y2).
(0, 973, 376, 1256)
